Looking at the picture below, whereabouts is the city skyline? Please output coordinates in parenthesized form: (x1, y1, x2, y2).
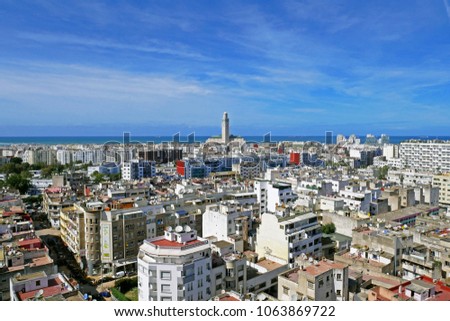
(1, 1, 450, 136)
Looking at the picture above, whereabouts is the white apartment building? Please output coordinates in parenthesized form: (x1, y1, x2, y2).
(202, 201, 252, 252)
(387, 169, 434, 186)
(324, 179, 349, 193)
(338, 188, 372, 213)
(255, 211, 322, 267)
(383, 144, 399, 159)
(56, 150, 73, 165)
(318, 196, 345, 212)
(400, 141, 450, 172)
(122, 159, 156, 180)
(232, 161, 260, 179)
(254, 180, 297, 214)
(138, 227, 212, 301)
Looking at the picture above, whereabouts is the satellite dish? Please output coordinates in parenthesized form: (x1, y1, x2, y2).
(175, 226, 183, 233)
(166, 226, 172, 232)
(184, 226, 192, 232)
(34, 289, 44, 300)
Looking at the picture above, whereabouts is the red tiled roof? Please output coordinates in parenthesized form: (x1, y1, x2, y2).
(151, 238, 203, 248)
(304, 260, 346, 276)
(17, 277, 70, 301)
(45, 187, 62, 193)
(18, 238, 42, 249)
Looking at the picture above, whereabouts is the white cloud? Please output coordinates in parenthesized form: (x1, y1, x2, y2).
(19, 32, 208, 60)
(444, 0, 450, 20)
(293, 108, 326, 114)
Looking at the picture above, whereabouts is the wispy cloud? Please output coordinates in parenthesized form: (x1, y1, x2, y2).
(293, 108, 326, 114)
(0, 62, 212, 99)
(444, 0, 450, 20)
(19, 32, 209, 60)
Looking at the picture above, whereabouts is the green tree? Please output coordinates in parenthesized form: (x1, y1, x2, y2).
(109, 173, 121, 181)
(322, 223, 336, 234)
(6, 173, 31, 194)
(91, 171, 105, 184)
(10, 157, 23, 165)
(378, 165, 389, 180)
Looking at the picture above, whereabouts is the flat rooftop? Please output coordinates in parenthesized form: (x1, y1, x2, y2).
(17, 275, 71, 301)
(303, 260, 346, 276)
(256, 259, 283, 272)
(150, 238, 204, 249)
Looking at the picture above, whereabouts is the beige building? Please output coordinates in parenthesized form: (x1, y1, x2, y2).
(60, 206, 85, 260)
(100, 208, 147, 274)
(81, 201, 105, 275)
(278, 258, 349, 301)
(432, 173, 450, 207)
(42, 187, 74, 229)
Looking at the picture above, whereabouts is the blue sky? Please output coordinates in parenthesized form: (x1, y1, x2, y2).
(1, 0, 450, 136)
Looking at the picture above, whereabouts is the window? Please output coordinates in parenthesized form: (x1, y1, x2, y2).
(216, 273, 222, 280)
(161, 297, 172, 301)
(318, 279, 324, 288)
(283, 286, 289, 295)
(307, 281, 314, 289)
(36, 280, 41, 287)
(336, 290, 341, 296)
(336, 273, 342, 281)
(198, 266, 203, 275)
(326, 292, 329, 298)
(161, 284, 171, 293)
(161, 271, 171, 280)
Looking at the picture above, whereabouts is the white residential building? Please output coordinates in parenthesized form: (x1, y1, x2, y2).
(383, 144, 399, 159)
(232, 161, 260, 179)
(122, 159, 156, 181)
(387, 169, 434, 187)
(318, 197, 345, 212)
(254, 180, 297, 214)
(202, 201, 252, 252)
(255, 211, 322, 267)
(138, 227, 212, 301)
(400, 141, 450, 172)
(56, 150, 73, 165)
(338, 188, 372, 213)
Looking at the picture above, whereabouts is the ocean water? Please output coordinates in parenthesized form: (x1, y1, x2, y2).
(0, 135, 449, 145)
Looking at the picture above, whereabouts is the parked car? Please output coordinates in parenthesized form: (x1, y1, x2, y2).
(114, 271, 125, 279)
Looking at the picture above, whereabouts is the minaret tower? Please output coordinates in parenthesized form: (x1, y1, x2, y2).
(222, 112, 230, 144)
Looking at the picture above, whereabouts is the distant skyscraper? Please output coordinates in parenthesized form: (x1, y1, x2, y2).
(222, 112, 230, 144)
(325, 131, 333, 145)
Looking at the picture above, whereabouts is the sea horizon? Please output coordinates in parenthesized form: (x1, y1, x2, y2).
(1, 135, 449, 146)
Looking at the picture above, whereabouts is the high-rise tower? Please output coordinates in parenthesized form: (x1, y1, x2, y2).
(222, 112, 230, 144)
